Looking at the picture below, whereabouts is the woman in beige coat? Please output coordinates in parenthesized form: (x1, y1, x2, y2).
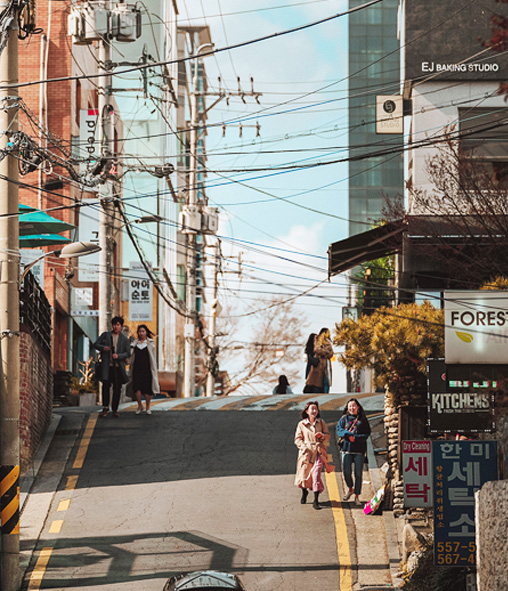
(294, 400, 330, 510)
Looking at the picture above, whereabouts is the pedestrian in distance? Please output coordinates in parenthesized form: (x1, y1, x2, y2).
(94, 316, 131, 418)
(304, 328, 333, 393)
(314, 327, 334, 393)
(336, 398, 371, 505)
(130, 324, 160, 415)
(273, 374, 293, 394)
(294, 400, 330, 510)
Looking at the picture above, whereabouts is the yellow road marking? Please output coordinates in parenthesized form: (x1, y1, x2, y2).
(65, 475, 78, 490)
(325, 469, 353, 591)
(57, 499, 70, 512)
(73, 414, 98, 469)
(49, 520, 63, 534)
(28, 547, 53, 590)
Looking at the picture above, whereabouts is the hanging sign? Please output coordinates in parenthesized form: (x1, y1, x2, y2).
(128, 261, 152, 322)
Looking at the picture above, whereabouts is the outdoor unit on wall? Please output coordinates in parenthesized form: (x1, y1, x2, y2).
(201, 207, 219, 234)
(68, 2, 141, 44)
(112, 4, 142, 42)
(68, 8, 87, 44)
(83, 3, 109, 40)
(179, 207, 202, 234)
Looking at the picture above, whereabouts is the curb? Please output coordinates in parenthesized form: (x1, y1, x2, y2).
(366, 437, 404, 588)
(20, 413, 62, 512)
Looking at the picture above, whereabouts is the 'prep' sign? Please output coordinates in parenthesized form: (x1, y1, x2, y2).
(444, 291, 508, 364)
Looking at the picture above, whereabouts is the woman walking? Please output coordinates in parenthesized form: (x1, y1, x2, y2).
(314, 327, 333, 393)
(336, 398, 371, 505)
(130, 325, 160, 415)
(294, 401, 330, 510)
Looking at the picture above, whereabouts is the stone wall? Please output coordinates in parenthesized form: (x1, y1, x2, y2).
(476, 480, 508, 591)
(19, 325, 54, 472)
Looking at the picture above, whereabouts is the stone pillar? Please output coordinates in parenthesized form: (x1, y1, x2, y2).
(475, 480, 508, 591)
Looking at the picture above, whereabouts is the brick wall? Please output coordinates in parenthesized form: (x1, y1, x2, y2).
(19, 325, 54, 471)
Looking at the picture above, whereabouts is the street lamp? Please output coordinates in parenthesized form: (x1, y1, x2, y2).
(19, 241, 102, 286)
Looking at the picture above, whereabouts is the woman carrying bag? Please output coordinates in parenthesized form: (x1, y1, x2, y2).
(336, 398, 371, 505)
(294, 401, 332, 510)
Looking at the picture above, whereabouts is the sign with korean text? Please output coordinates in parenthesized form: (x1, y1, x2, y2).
(444, 291, 508, 364)
(427, 359, 496, 433)
(432, 440, 498, 567)
(402, 441, 432, 508)
(128, 261, 152, 322)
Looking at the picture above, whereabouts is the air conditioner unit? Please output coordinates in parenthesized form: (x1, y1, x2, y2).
(202, 206, 219, 234)
(112, 4, 141, 42)
(83, 3, 109, 40)
(68, 9, 87, 44)
(179, 207, 201, 234)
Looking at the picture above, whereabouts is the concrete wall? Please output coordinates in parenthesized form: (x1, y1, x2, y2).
(475, 480, 508, 591)
(19, 327, 54, 472)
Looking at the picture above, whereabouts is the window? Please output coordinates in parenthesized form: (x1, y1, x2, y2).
(459, 107, 508, 189)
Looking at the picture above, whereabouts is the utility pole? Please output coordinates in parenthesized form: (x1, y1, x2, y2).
(206, 240, 220, 397)
(183, 46, 204, 399)
(0, 17, 20, 591)
(97, 6, 113, 336)
(182, 33, 261, 398)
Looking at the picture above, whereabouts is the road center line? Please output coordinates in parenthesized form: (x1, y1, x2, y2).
(325, 469, 353, 591)
(27, 547, 53, 590)
(73, 414, 98, 469)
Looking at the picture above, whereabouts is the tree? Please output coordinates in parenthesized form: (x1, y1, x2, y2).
(216, 296, 309, 395)
(383, 136, 508, 288)
(334, 301, 444, 406)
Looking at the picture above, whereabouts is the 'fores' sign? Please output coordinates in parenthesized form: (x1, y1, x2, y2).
(444, 291, 508, 364)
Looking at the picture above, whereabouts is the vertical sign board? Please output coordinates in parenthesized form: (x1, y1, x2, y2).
(376, 95, 403, 134)
(128, 261, 152, 322)
(402, 441, 433, 508)
(432, 441, 498, 567)
(79, 109, 99, 174)
(78, 198, 100, 282)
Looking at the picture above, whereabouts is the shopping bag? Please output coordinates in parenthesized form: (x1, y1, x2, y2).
(363, 485, 385, 515)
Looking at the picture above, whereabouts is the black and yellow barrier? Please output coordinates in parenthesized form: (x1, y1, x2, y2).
(0, 465, 20, 535)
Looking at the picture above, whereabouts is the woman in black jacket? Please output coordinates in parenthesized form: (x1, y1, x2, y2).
(336, 398, 371, 505)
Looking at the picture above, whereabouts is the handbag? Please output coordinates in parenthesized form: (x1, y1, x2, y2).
(338, 416, 359, 450)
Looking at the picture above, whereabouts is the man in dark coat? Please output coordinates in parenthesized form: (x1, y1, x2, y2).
(94, 316, 131, 417)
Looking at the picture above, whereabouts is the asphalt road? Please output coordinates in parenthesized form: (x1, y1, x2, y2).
(22, 409, 349, 591)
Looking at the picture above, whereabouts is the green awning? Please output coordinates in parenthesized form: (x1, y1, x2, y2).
(19, 210, 75, 236)
(20, 234, 72, 247)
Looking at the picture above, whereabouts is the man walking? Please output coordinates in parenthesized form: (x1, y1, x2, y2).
(94, 316, 131, 417)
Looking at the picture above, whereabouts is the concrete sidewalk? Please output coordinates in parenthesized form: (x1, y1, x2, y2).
(330, 414, 404, 590)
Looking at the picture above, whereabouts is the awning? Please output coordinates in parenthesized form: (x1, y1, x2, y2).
(328, 220, 406, 277)
(20, 234, 72, 247)
(19, 210, 75, 236)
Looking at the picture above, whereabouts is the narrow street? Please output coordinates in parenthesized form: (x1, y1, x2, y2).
(20, 397, 397, 591)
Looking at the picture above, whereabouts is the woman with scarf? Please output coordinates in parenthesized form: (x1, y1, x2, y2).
(336, 398, 371, 505)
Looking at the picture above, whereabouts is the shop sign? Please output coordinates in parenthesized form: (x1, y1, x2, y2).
(402, 441, 433, 507)
(432, 440, 498, 567)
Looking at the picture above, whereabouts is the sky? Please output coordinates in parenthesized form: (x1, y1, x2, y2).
(175, 0, 355, 392)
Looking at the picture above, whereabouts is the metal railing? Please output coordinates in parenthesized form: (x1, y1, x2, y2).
(20, 270, 52, 354)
